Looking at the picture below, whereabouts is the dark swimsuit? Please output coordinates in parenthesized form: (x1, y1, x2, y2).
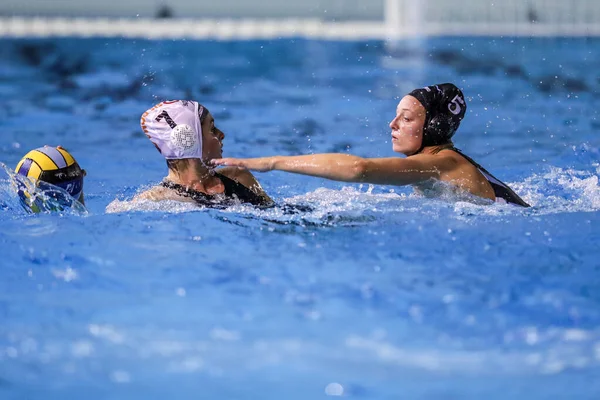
(161, 172, 273, 209)
(435, 145, 530, 207)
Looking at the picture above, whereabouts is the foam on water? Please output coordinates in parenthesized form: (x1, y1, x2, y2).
(103, 163, 600, 223)
(513, 165, 600, 214)
(106, 198, 200, 214)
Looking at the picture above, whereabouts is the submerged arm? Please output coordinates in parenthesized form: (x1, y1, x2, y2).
(213, 153, 451, 186)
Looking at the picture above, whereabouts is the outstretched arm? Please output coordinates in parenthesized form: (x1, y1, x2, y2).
(212, 153, 455, 186)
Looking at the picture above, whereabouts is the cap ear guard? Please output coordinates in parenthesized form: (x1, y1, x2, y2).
(170, 124, 200, 156)
(53, 177, 84, 200)
(422, 114, 460, 147)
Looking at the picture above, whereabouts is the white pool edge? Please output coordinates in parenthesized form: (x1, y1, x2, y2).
(1, 17, 600, 40)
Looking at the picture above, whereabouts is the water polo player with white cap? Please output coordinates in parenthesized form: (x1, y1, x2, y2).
(212, 83, 529, 206)
(134, 100, 272, 208)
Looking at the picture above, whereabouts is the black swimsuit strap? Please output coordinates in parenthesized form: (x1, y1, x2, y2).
(161, 172, 270, 208)
(447, 147, 530, 207)
(160, 179, 217, 205)
(215, 172, 271, 206)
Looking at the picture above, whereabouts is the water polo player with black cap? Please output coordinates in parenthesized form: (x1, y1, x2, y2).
(134, 100, 273, 208)
(212, 83, 529, 207)
(15, 145, 87, 212)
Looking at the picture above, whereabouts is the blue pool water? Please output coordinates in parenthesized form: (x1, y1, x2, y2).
(1, 37, 600, 399)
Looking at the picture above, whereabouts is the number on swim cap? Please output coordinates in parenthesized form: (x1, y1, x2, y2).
(447, 94, 465, 115)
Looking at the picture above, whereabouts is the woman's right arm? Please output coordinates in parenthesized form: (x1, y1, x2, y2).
(213, 153, 457, 186)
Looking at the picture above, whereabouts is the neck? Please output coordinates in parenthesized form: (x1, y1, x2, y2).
(418, 142, 454, 155)
(166, 159, 220, 192)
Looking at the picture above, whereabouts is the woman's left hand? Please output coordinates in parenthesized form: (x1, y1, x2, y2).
(210, 157, 275, 172)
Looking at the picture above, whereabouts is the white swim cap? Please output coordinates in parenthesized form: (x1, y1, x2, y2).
(140, 100, 209, 160)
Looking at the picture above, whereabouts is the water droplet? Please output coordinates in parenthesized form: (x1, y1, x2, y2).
(325, 382, 344, 396)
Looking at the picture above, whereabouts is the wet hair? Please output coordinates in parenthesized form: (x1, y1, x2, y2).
(408, 83, 467, 147)
(166, 158, 192, 172)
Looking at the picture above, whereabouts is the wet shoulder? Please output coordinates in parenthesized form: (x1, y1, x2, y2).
(436, 148, 496, 200)
(436, 148, 479, 173)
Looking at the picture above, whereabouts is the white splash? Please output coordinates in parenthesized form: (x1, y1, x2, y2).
(105, 198, 200, 214)
(512, 166, 600, 214)
(105, 165, 600, 220)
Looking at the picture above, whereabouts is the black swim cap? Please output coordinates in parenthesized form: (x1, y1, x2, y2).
(408, 83, 467, 147)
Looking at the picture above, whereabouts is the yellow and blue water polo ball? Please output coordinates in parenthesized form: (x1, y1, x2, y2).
(15, 146, 84, 200)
